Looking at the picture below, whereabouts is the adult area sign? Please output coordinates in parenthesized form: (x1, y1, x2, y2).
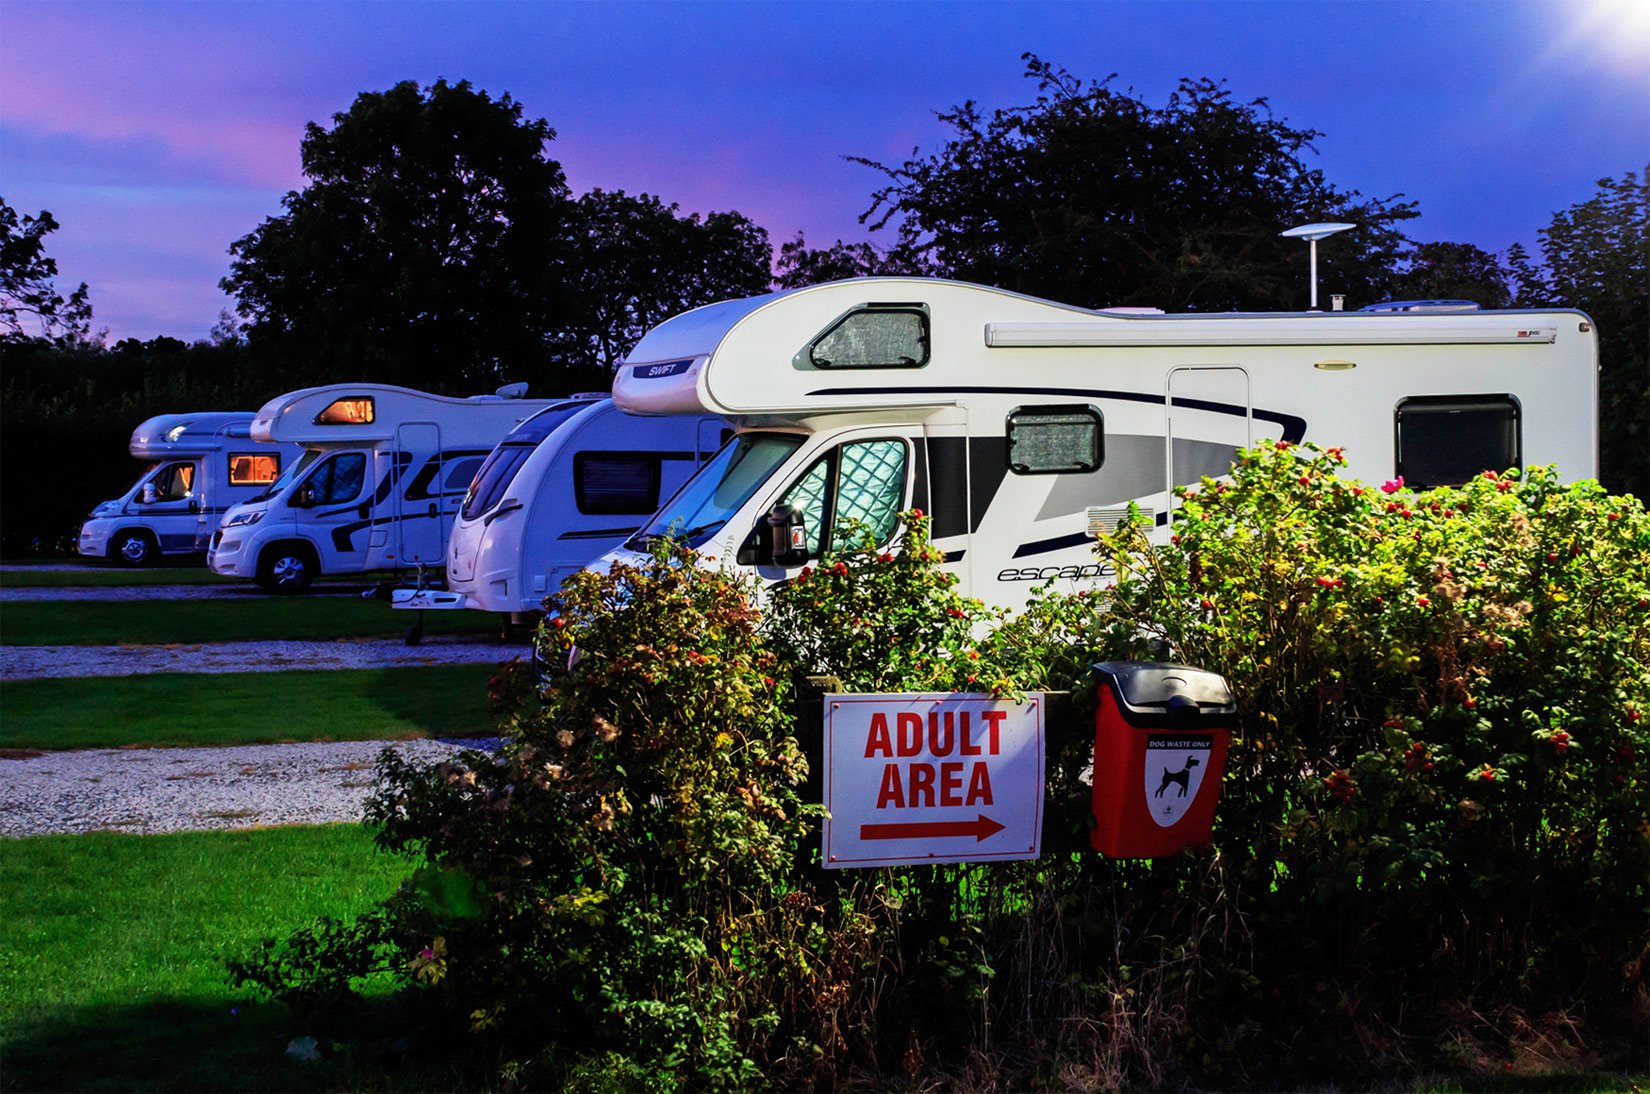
(821, 693, 1044, 869)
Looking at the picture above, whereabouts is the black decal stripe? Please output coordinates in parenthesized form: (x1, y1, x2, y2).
(968, 436, 1008, 534)
(1012, 510, 1167, 559)
(558, 526, 641, 540)
(809, 385, 1307, 444)
(943, 549, 966, 563)
(925, 437, 969, 539)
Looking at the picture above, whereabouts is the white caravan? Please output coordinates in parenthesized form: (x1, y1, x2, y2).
(78, 413, 302, 566)
(208, 383, 560, 592)
(602, 277, 1598, 612)
(392, 396, 728, 625)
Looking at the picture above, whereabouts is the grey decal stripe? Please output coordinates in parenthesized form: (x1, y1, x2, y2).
(1012, 511, 1168, 559)
(809, 385, 1307, 444)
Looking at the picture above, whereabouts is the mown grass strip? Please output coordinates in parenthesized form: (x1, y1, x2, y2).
(0, 566, 406, 588)
(0, 664, 500, 750)
(0, 595, 497, 645)
(0, 825, 422, 1092)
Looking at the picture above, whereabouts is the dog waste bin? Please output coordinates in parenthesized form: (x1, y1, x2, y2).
(1090, 661, 1236, 858)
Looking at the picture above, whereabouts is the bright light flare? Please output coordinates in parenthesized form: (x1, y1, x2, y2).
(1552, 0, 1650, 78)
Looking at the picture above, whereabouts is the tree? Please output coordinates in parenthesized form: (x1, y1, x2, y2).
(1389, 241, 1512, 308)
(546, 189, 772, 380)
(773, 232, 927, 289)
(850, 55, 1418, 312)
(221, 80, 574, 392)
(1513, 168, 1649, 498)
(0, 198, 94, 345)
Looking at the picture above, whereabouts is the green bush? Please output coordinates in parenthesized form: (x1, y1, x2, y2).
(234, 446, 1648, 1088)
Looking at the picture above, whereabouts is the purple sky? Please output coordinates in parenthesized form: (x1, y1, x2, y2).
(3, 0, 1647, 342)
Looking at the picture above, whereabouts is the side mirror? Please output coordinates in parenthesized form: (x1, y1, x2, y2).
(294, 483, 316, 509)
(765, 505, 810, 567)
(140, 483, 158, 505)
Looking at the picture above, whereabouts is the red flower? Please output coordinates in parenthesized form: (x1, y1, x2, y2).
(1483, 470, 1499, 481)
(1496, 479, 1513, 492)
(1417, 596, 1430, 607)
(832, 561, 848, 576)
(878, 552, 893, 563)
(1298, 475, 1311, 486)
(1274, 440, 1291, 451)
(909, 507, 924, 519)
(1478, 766, 1498, 782)
(1463, 696, 1476, 710)
(1200, 598, 1214, 610)
(551, 617, 565, 629)
(1607, 511, 1620, 521)
(1546, 552, 1559, 563)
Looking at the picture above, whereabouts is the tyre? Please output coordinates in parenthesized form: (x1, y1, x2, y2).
(113, 529, 157, 567)
(256, 544, 316, 594)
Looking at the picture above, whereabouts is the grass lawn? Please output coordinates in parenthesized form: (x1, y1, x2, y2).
(0, 596, 499, 645)
(0, 825, 442, 1091)
(0, 567, 406, 588)
(0, 664, 499, 750)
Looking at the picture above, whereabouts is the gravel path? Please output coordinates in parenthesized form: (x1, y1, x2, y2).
(0, 584, 364, 602)
(0, 737, 502, 836)
(1, 635, 528, 680)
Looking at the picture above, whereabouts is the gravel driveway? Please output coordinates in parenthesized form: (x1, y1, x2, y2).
(0, 737, 502, 836)
(1, 635, 529, 680)
(0, 584, 364, 602)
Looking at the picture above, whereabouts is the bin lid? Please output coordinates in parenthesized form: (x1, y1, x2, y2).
(1092, 661, 1236, 717)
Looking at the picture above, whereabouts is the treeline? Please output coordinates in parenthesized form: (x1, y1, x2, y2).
(3, 59, 1644, 552)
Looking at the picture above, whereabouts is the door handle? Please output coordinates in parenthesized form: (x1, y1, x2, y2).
(428, 503, 439, 518)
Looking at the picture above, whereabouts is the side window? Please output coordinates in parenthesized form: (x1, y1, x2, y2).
(1395, 395, 1521, 489)
(805, 305, 930, 369)
(151, 461, 196, 501)
(314, 397, 374, 424)
(441, 456, 485, 495)
(305, 452, 367, 505)
(1006, 405, 1103, 474)
(776, 439, 909, 558)
(833, 440, 907, 548)
(228, 452, 280, 486)
(574, 452, 663, 515)
(780, 457, 831, 556)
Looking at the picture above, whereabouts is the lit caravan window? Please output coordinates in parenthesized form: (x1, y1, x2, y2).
(1006, 405, 1104, 474)
(228, 452, 280, 486)
(807, 305, 929, 369)
(575, 452, 663, 515)
(1395, 395, 1521, 488)
(314, 397, 375, 424)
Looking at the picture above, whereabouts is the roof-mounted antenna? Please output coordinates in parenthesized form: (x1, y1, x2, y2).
(1280, 222, 1354, 311)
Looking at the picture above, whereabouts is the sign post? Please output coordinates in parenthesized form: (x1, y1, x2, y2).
(821, 692, 1044, 869)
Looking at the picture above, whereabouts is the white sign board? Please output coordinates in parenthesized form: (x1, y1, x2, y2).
(821, 693, 1044, 869)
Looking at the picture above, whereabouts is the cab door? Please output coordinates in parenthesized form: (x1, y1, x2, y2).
(751, 435, 911, 582)
(295, 450, 371, 571)
(395, 423, 445, 567)
(138, 460, 203, 554)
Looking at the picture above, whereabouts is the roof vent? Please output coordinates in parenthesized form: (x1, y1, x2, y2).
(1359, 299, 1481, 314)
(494, 381, 529, 399)
(1099, 306, 1166, 316)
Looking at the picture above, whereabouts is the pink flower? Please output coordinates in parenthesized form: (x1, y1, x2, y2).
(1380, 477, 1404, 494)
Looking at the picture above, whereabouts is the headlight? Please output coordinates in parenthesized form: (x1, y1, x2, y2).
(225, 510, 265, 528)
(90, 501, 121, 518)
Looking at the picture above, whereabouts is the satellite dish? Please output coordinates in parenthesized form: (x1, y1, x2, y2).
(1280, 222, 1356, 242)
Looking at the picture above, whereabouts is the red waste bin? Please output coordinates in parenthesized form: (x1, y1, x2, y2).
(1089, 661, 1236, 858)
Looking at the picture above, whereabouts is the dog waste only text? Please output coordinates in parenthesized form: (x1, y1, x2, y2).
(821, 693, 1045, 868)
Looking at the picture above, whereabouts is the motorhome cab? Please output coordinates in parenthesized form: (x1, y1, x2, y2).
(78, 413, 301, 565)
(603, 277, 1598, 612)
(393, 396, 728, 622)
(209, 383, 560, 592)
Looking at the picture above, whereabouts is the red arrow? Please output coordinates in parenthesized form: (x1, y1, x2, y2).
(859, 814, 1006, 842)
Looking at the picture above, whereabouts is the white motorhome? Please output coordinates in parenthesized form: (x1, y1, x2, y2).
(78, 413, 302, 566)
(601, 277, 1598, 612)
(393, 396, 728, 624)
(208, 383, 561, 592)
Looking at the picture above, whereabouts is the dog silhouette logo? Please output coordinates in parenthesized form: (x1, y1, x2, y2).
(1154, 755, 1200, 798)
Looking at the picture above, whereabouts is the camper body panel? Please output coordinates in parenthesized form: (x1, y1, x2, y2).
(405, 398, 728, 616)
(77, 412, 301, 564)
(208, 384, 558, 589)
(606, 278, 1598, 613)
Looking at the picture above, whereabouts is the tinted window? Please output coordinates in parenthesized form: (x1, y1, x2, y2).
(442, 456, 485, 494)
(630, 432, 805, 548)
(1006, 405, 1103, 474)
(1395, 395, 1521, 488)
(808, 306, 929, 369)
(303, 452, 367, 505)
(149, 461, 196, 501)
(575, 452, 662, 515)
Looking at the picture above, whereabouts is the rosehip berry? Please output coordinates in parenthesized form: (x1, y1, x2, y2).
(1200, 598, 1214, 610)
(1464, 697, 1476, 710)
(1547, 552, 1559, 563)
(1298, 475, 1311, 486)
(1417, 596, 1430, 607)
(909, 508, 924, 519)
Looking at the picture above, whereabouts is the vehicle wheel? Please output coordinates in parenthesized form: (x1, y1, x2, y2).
(257, 545, 316, 594)
(113, 529, 157, 567)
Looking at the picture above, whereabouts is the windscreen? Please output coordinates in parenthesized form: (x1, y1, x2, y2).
(627, 432, 803, 549)
(265, 449, 321, 499)
(460, 402, 589, 520)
